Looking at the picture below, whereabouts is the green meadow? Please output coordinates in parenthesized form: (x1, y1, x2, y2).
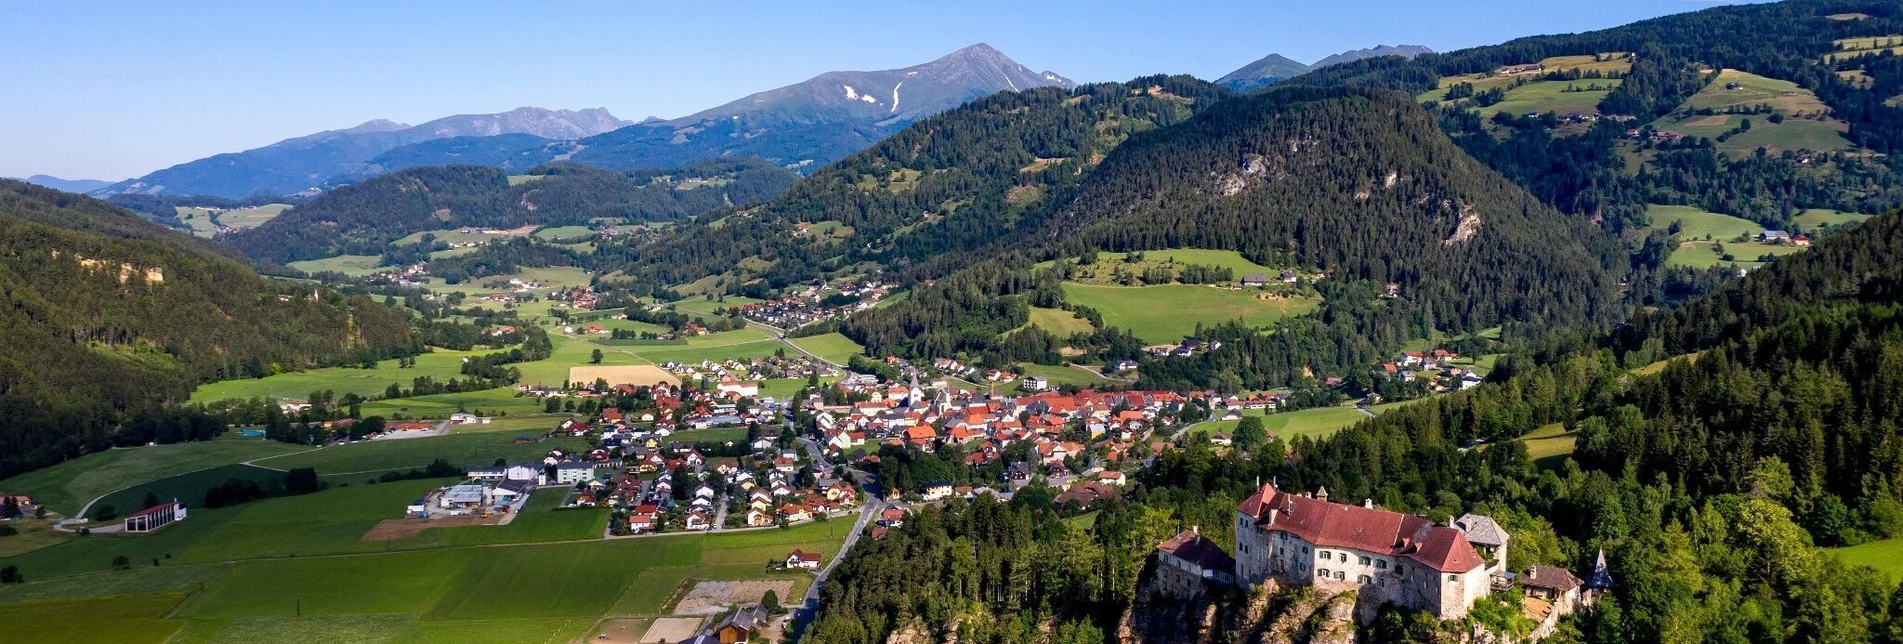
(1644, 204, 1808, 270)
(1017, 363, 1115, 389)
(1829, 537, 1903, 581)
(0, 486, 852, 643)
(1794, 208, 1872, 231)
(0, 438, 308, 516)
(1477, 79, 1622, 117)
(189, 346, 500, 403)
(1519, 423, 1579, 467)
(1194, 405, 1373, 443)
(533, 225, 593, 241)
(176, 206, 222, 237)
(215, 204, 291, 229)
(245, 433, 590, 477)
(1649, 69, 1852, 156)
(1022, 307, 1095, 338)
(1060, 283, 1319, 345)
(287, 254, 387, 277)
(790, 331, 866, 365)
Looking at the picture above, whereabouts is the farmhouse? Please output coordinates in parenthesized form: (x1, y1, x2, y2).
(1233, 483, 1499, 619)
(123, 499, 187, 533)
(786, 549, 822, 569)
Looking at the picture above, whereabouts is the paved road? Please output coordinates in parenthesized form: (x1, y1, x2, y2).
(788, 502, 879, 636)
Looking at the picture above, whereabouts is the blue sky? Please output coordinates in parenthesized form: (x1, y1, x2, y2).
(0, 0, 1760, 180)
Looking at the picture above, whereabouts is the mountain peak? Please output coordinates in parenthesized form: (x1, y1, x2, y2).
(1312, 44, 1434, 69)
(1215, 53, 1313, 92)
(344, 119, 411, 134)
(942, 42, 1006, 61)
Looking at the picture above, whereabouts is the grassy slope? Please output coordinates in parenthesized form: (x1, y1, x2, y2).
(0, 438, 307, 516)
(0, 497, 852, 642)
(1195, 406, 1374, 443)
(790, 332, 866, 365)
(1644, 204, 1808, 270)
(1060, 283, 1319, 345)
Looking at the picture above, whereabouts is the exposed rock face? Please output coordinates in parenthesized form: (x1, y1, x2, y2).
(1121, 573, 1362, 644)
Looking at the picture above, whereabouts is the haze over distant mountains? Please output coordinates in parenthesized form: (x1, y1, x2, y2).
(19, 174, 116, 193)
(1216, 44, 1434, 91)
(380, 43, 1076, 177)
(560, 43, 1074, 172)
(79, 42, 1432, 200)
(102, 108, 632, 199)
(91, 44, 1070, 200)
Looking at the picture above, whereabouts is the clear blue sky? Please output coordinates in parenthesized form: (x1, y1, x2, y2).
(0, 0, 1760, 180)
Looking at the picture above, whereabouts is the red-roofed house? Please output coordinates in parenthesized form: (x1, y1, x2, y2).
(1233, 483, 1497, 619)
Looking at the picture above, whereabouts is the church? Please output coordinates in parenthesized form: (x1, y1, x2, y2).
(1232, 482, 1501, 619)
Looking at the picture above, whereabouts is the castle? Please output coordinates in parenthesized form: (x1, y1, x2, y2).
(1232, 483, 1503, 619)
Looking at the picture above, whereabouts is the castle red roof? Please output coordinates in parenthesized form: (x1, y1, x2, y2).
(1238, 483, 1485, 573)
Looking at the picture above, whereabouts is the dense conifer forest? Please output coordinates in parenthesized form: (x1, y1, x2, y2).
(0, 181, 413, 479)
(226, 157, 796, 264)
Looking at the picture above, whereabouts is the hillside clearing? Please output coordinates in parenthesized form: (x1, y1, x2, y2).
(1060, 283, 1318, 345)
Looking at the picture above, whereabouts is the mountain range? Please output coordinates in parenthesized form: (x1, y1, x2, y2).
(19, 175, 117, 193)
(1215, 44, 1433, 91)
(92, 44, 1070, 200)
(101, 108, 631, 199)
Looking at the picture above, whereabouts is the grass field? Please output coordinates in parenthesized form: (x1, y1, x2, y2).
(790, 332, 865, 365)
(0, 505, 852, 643)
(177, 549, 471, 617)
(1419, 52, 1631, 114)
(1023, 307, 1095, 338)
(360, 387, 550, 418)
(176, 206, 221, 237)
(533, 225, 593, 241)
(1040, 248, 1279, 286)
(1829, 537, 1903, 580)
(1195, 405, 1373, 443)
(248, 433, 588, 478)
(1825, 35, 1903, 63)
(0, 518, 72, 557)
(1646, 205, 1761, 240)
(1479, 80, 1622, 117)
(628, 333, 784, 365)
(0, 593, 187, 644)
(1643, 204, 1809, 269)
(0, 506, 241, 579)
(287, 254, 387, 277)
(1018, 363, 1114, 389)
(1519, 423, 1579, 467)
(190, 346, 500, 403)
(393, 226, 536, 248)
(1060, 283, 1319, 345)
(1794, 208, 1872, 231)
(0, 438, 308, 516)
(1649, 70, 1851, 156)
(94, 464, 285, 522)
(216, 204, 291, 229)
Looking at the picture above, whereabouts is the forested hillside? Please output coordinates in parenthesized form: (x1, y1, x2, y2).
(0, 181, 412, 479)
(226, 157, 797, 264)
(1294, 0, 1903, 232)
(840, 87, 1623, 389)
(1264, 207, 1903, 642)
(804, 207, 1903, 644)
(607, 75, 1231, 291)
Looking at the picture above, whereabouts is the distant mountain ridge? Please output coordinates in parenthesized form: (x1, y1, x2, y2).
(564, 43, 1074, 171)
(1216, 44, 1433, 91)
(20, 175, 115, 194)
(102, 107, 631, 199)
